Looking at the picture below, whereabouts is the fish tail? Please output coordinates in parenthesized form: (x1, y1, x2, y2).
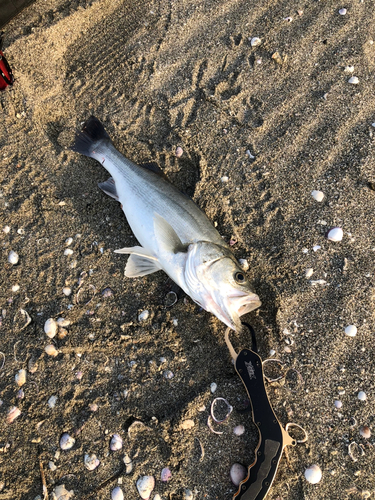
(70, 116, 110, 158)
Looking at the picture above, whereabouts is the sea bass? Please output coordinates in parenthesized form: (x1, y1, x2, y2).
(70, 116, 261, 331)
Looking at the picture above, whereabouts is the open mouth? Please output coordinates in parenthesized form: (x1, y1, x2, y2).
(230, 292, 261, 317)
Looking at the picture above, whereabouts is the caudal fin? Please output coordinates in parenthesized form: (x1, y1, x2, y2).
(70, 116, 110, 157)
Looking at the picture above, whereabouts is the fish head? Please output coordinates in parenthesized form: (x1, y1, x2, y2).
(184, 242, 261, 331)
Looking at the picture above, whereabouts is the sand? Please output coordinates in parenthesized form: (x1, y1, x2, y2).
(0, 0, 375, 499)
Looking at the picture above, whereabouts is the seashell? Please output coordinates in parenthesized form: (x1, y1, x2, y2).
(123, 453, 133, 474)
(12, 285, 20, 292)
(44, 318, 58, 338)
(348, 76, 359, 85)
(110, 433, 123, 451)
(65, 237, 73, 246)
(221, 176, 229, 183)
(8, 250, 19, 265)
(359, 425, 371, 439)
(28, 356, 38, 373)
(305, 268, 314, 278)
(312, 245, 321, 252)
(51, 485, 74, 500)
(17, 389, 24, 399)
(175, 147, 183, 157)
(344, 65, 354, 74)
(211, 397, 233, 423)
(230, 463, 247, 486)
(138, 310, 149, 322)
(339, 8, 347, 15)
(357, 391, 366, 401)
(101, 287, 114, 298)
(161, 467, 172, 482)
(348, 441, 365, 461)
(64, 248, 73, 256)
(344, 325, 357, 337)
(183, 490, 194, 500)
(84, 453, 100, 470)
(311, 190, 324, 202)
(334, 400, 342, 409)
(304, 464, 322, 483)
(45, 345, 59, 357)
(7, 406, 21, 424)
(111, 486, 124, 500)
(49, 461, 57, 471)
(58, 328, 68, 339)
(136, 476, 155, 500)
(3, 225, 10, 233)
(153, 495, 162, 500)
(127, 421, 152, 438)
(48, 395, 58, 408)
(210, 382, 217, 393)
(60, 432, 75, 450)
(57, 318, 71, 328)
(15, 369, 26, 387)
(250, 37, 261, 47)
(62, 287, 72, 296)
(239, 259, 249, 271)
(327, 227, 343, 242)
(89, 403, 98, 412)
(233, 425, 245, 436)
(284, 16, 293, 22)
(163, 370, 174, 379)
(179, 419, 194, 430)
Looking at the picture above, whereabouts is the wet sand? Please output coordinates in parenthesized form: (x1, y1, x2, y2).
(0, 0, 374, 499)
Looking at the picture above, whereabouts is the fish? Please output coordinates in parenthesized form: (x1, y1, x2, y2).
(70, 116, 261, 331)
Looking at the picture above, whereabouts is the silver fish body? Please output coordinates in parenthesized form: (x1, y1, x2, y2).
(71, 116, 261, 330)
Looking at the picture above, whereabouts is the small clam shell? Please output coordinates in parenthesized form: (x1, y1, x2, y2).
(8, 250, 19, 265)
(230, 463, 247, 486)
(84, 453, 100, 470)
(15, 369, 26, 387)
(304, 464, 322, 484)
(357, 391, 367, 401)
(175, 146, 183, 157)
(60, 432, 75, 450)
(138, 310, 149, 322)
(136, 476, 155, 500)
(57, 318, 71, 327)
(233, 425, 245, 436)
(48, 395, 58, 408)
(359, 425, 371, 439)
(111, 487, 124, 500)
(327, 227, 343, 242)
(161, 467, 172, 482)
(348, 76, 359, 85)
(250, 37, 261, 47)
(110, 433, 123, 451)
(210, 382, 217, 393)
(344, 325, 357, 337)
(44, 318, 58, 338)
(311, 190, 324, 202)
(7, 406, 21, 424)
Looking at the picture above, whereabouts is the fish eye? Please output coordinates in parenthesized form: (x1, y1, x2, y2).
(234, 272, 246, 284)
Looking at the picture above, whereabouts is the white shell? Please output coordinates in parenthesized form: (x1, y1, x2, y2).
(304, 464, 322, 484)
(62, 287, 72, 296)
(64, 248, 74, 256)
(175, 146, 183, 158)
(312, 245, 321, 252)
(221, 176, 229, 183)
(344, 325, 357, 337)
(7, 406, 21, 424)
(84, 453, 100, 470)
(239, 258, 249, 271)
(12, 285, 20, 292)
(138, 310, 149, 321)
(44, 318, 58, 338)
(45, 345, 59, 357)
(183, 490, 194, 500)
(334, 400, 342, 409)
(250, 37, 261, 47)
(358, 391, 367, 401)
(8, 250, 19, 265)
(210, 382, 217, 393)
(233, 425, 245, 436)
(327, 227, 343, 242)
(65, 237, 73, 246)
(136, 476, 155, 500)
(57, 317, 71, 327)
(111, 487, 124, 500)
(344, 65, 354, 73)
(15, 369, 26, 387)
(52, 485, 74, 500)
(48, 461, 57, 471)
(311, 190, 324, 202)
(230, 463, 247, 486)
(48, 395, 58, 408)
(60, 433, 75, 450)
(305, 268, 314, 278)
(110, 433, 123, 451)
(348, 76, 359, 85)
(339, 8, 347, 15)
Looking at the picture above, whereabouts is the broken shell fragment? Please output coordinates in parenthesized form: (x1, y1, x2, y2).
(123, 453, 133, 474)
(7, 406, 21, 424)
(233, 425, 245, 436)
(110, 433, 123, 451)
(161, 467, 172, 482)
(136, 476, 155, 500)
(44, 318, 58, 338)
(15, 369, 26, 387)
(175, 146, 183, 157)
(230, 463, 247, 486)
(327, 227, 343, 242)
(45, 345, 59, 357)
(60, 433, 75, 450)
(84, 453, 100, 470)
(211, 397, 233, 423)
(51, 485, 74, 500)
(311, 190, 324, 202)
(8, 250, 19, 265)
(348, 76, 359, 84)
(250, 37, 261, 47)
(138, 310, 149, 322)
(357, 391, 367, 401)
(111, 486, 124, 500)
(344, 325, 357, 337)
(304, 464, 322, 484)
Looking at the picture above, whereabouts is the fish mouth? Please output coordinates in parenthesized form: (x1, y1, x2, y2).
(223, 291, 261, 331)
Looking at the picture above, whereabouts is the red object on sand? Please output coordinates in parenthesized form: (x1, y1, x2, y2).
(0, 49, 13, 90)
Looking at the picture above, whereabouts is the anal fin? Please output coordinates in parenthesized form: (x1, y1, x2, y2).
(98, 177, 118, 200)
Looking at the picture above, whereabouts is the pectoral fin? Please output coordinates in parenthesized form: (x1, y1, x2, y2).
(153, 213, 186, 254)
(114, 246, 162, 277)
